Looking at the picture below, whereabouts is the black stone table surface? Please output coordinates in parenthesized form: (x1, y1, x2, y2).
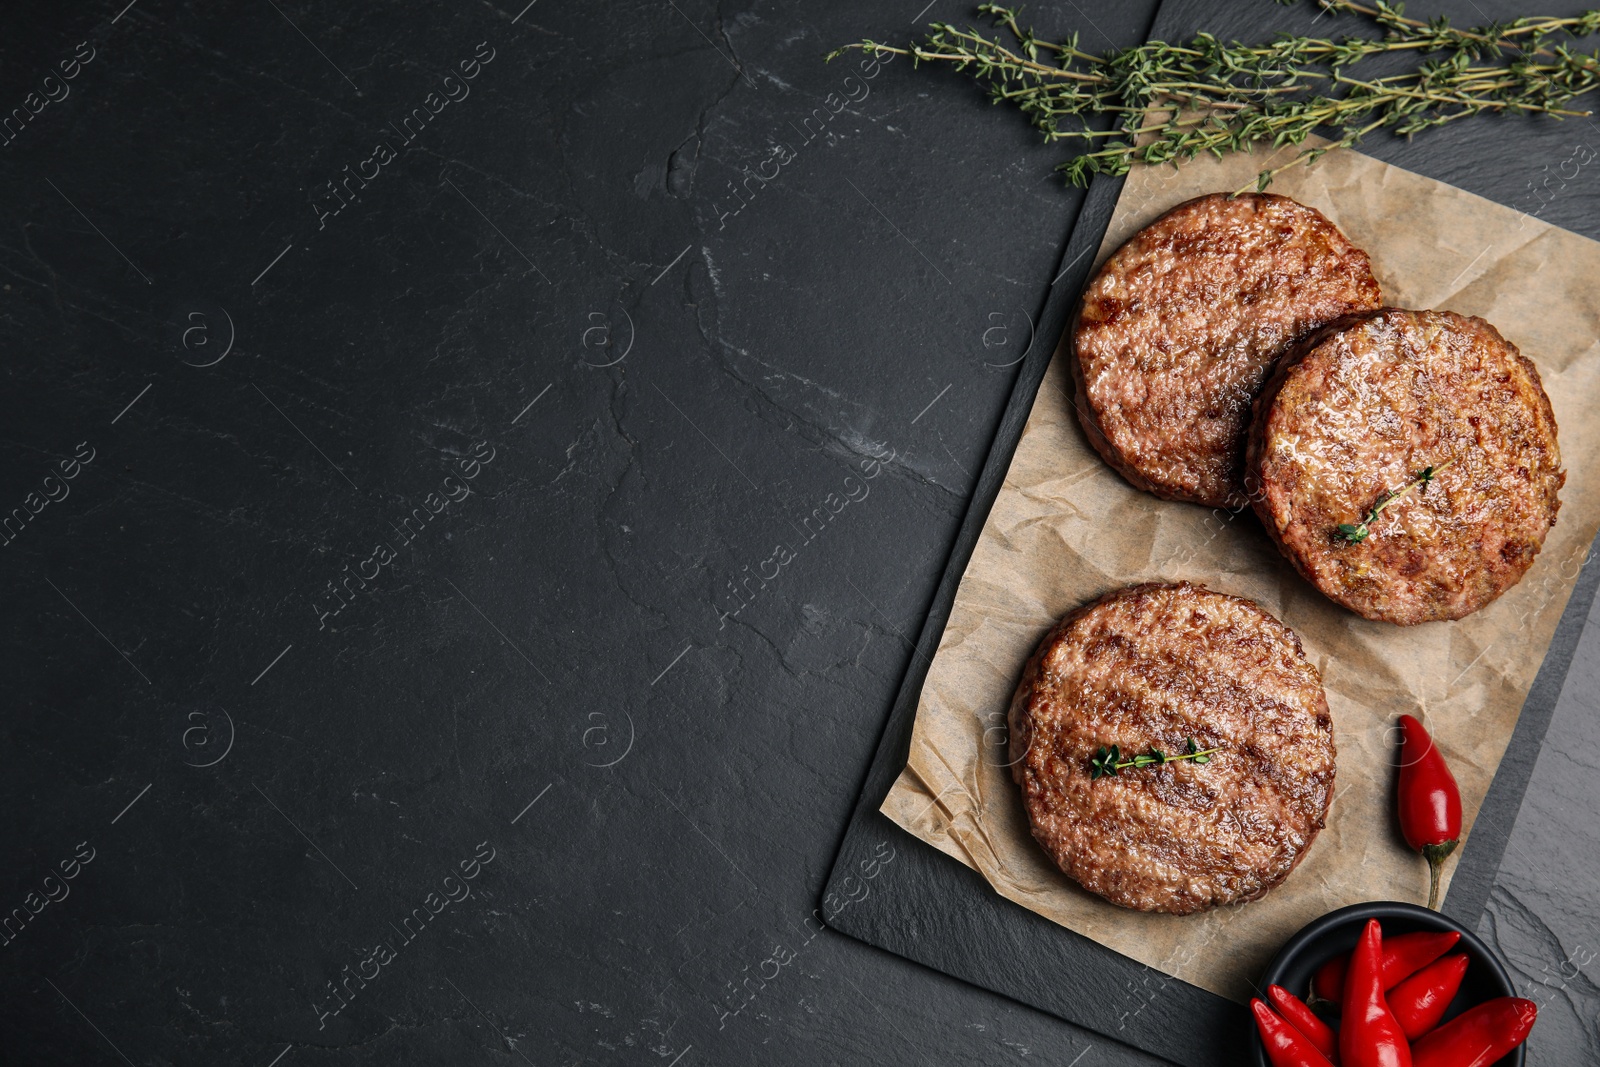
(1, 2, 1596, 1065)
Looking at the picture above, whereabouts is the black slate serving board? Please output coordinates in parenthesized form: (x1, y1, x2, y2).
(821, 2, 1600, 1063)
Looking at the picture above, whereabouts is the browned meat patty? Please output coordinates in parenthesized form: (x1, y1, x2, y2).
(1072, 193, 1381, 509)
(1008, 582, 1335, 914)
(1248, 308, 1563, 625)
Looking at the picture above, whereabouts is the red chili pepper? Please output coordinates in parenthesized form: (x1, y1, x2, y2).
(1410, 997, 1538, 1067)
(1340, 919, 1411, 1067)
(1387, 952, 1469, 1041)
(1397, 714, 1463, 910)
(1253, 998, 1336, 1067)
(1267, 984, 1339, 1064)
(1311, 930, 1462, 1002)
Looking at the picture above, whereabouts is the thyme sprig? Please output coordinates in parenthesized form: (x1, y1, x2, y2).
(1336, 459, 1454, 543)
(827, 1, 1600, 191)
(1090, 737, 1216, 779)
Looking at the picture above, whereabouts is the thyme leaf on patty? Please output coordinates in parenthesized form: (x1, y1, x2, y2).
(1090, 736, 1216, 779)
(1336, 459, 1454, 543)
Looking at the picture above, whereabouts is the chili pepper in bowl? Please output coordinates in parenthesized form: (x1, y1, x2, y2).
(1387, 952, 1469, 1041)
(1340, 919, 1411, 1067)
(1397, 714, 1462, 910)
(1253, 997, 1336, 1067)
(1410, 996, 1538, 1067)
(1267, 984, 1338, 1063)
(1311, 930, 1461, 1003)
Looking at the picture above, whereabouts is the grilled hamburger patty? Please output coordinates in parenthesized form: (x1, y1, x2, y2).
(1249, 308, 1563, 625)
(1008, 583, 1334, 914)
(1072, 193, 1381, 508)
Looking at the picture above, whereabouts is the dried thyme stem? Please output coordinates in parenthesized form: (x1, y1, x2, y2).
(827, 1, 1600, 191)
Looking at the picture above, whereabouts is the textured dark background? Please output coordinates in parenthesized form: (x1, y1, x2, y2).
(1, 1, 1596, 1065)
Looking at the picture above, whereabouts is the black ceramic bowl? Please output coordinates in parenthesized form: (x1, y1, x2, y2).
(1252, 901, 1524, 1067)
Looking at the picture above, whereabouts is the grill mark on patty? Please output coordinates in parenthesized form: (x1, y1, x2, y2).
(1063, 672, 1331, 811)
